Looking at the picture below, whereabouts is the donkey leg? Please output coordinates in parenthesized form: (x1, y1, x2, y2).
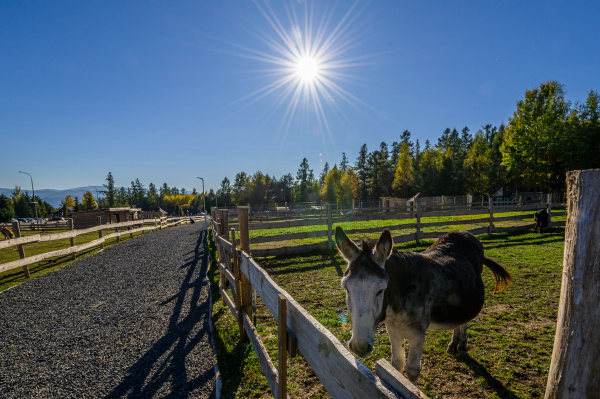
(447, 324, 468, 353)
(405, 332, 425, 383)
(386, 324, 407, 372)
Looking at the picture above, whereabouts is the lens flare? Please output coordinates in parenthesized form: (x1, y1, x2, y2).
(222, 0, 378, 148)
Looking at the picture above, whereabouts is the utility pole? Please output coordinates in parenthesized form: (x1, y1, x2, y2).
(19, 171, 38, 218)
(197, 177, 206, 229)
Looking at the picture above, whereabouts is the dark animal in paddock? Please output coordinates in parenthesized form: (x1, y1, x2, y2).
(2, 226, 14, 240)
(190, 218, 195, 224)
(335, 227, 512, 382)
(534, 209, 548, 234)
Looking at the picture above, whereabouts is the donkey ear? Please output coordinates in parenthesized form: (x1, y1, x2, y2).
(335, 226, 360, 262)
(372, 229, 393, 267)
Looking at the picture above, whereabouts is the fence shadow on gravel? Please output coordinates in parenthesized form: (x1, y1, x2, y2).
(105, 230, 214, 398)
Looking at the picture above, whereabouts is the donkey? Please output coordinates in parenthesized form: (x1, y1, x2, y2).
(1, 226, 14, 240)
(335, 226, 512, 382)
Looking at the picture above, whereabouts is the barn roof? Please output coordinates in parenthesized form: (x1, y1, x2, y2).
(492, 188, 512, 197)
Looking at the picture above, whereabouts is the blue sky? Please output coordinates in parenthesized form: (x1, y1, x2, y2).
(1, 1, 599, 193)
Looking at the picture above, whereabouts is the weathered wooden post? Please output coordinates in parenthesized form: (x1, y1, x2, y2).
(98, 216, 104, 250)
(11, 221, 30, 278)
(327, 203, 333, 249)
(231, 227, 243, 339)
(415, 201, 421, 245)
(277, 293, 288, 399)
(488, 197, 494, 236)
(545, 169, 600, 399)
(68, 218, 76, 260)
(547, 193, 552, 228)
(238, 206, 252, 342)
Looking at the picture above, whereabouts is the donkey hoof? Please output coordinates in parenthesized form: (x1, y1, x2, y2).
(446, 344, 458, 354)
(405, 371, 420, 384)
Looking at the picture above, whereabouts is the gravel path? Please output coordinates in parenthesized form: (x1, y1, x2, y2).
(0, 223, 217, 399)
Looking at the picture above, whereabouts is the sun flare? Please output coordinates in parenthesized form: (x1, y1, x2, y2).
(296, 57, 320, 82)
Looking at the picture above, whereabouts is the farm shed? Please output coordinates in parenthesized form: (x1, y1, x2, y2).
(70, 207, 141, 229)
(492, 187, 512, 205)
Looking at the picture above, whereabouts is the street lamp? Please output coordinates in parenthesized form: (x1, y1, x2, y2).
(18, 171, 38, 219)
(197, 177, 206, 229)
(89, 185, 100, 209)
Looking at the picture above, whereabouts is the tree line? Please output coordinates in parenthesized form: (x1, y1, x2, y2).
(222, 81, 599, 206)
(1, 80, 598, 222)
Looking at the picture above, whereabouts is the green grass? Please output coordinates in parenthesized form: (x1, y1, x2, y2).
(210, 227, 565, 398)
(0, 227, 148, 292)
(240, 209, 566, 249)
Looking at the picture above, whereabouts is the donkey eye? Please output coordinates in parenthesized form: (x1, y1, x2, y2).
(376, 290, 384, 297)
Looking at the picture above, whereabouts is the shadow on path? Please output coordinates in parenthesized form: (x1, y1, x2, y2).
(105, 229, 216, 399)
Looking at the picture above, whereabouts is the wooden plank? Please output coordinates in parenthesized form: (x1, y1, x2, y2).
(242, 311, 279, 396)
(0, 234, 42, 249)
(376, 359, 429, 399)
(220, 286, 239, 321)
(250, 229, 328, 244)
(218, 261, 237, 295)
(392, 232, 416, 244)
(0, 236, 105, 273)
(252, 242, 329, 258)
(239, 254, 397, 398)
(278, 294, 288, 399)
(420, 217, 489, 228)
(545, 169, 600, 398)
(215, 235, 233, 253)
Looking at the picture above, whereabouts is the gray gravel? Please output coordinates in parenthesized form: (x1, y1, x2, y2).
(0, 223, 217, 399)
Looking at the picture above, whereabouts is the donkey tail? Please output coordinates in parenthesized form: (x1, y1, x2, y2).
(483, 257, 513, 293)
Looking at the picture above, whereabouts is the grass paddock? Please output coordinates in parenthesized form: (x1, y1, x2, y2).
(210, 227, 565, 398)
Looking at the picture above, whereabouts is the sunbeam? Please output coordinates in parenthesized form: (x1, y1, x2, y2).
(225, 0, 380, 152)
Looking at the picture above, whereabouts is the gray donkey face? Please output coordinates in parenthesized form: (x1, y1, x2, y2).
(336, 227, 392, 358)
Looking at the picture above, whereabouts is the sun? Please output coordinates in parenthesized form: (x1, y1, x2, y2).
(296, 56, 320, 82)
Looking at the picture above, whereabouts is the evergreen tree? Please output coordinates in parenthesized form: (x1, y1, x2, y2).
(103, 172, 116, 207)
(295, 158, 313, 202)
(340, 153, 349, 172)
(355, 144, 369, 200)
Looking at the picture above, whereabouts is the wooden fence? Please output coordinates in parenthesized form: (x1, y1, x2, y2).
(0, 215, 205, 277)
(212, 207, 427, 399)
(218, 198, 565, 258)
(0, 220, 71, 232)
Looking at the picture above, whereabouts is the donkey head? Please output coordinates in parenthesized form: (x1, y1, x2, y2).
(336, 226, 393, 358)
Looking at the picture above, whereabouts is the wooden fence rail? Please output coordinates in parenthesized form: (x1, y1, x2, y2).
(234, 204, 566, 257)
(0, 215, 205, 276)
(211, 208, 426, 398)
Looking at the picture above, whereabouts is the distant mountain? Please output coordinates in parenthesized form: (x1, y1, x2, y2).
(0, 186, 104, 208)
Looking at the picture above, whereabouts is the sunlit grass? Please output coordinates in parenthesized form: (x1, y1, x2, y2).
(210, 227, 565, 398)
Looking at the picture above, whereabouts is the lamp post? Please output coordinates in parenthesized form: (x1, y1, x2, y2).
(197, 177, 206, 229)
(19, 171, 38, 219)
(89, 185, 100, 209)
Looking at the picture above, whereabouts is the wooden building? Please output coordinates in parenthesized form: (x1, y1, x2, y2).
(70, 207, 141, 229)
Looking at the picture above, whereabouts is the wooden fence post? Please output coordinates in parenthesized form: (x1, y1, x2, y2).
(231, 227, 244, 340)
(488, 198, 494, 236)
(238, 206, 252, 342)
(415, 201, 421, 245)
(327, 203, 333, 249)
(545, 169, 600, 398)
(277, 293, 288, 399)
(98, 216, 104, 250)
(12, 221, 30, 278)
(547, 193, 552, 228)
(68, 218, 76, 260)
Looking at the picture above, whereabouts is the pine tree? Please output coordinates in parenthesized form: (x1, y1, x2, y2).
(103, 172, 116, 207)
